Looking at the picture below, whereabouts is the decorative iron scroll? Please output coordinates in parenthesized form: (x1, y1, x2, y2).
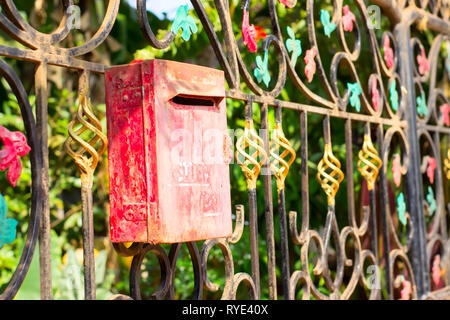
(0, 0, 447, 300)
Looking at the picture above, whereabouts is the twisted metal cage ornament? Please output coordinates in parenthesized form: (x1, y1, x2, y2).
(235, 119, 267, 190)
(444, 148, 450, 180)
(357, 133, 382, 190)
(65, 93, 108, 184)
(269, 122, 296, 191)
(317, 143, 344, 206)
(64, 86, 108, 300)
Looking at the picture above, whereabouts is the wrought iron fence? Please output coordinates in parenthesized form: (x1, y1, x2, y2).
(0, 0, 448, 300)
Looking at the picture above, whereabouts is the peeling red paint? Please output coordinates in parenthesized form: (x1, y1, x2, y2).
(105, 59, 232, 244)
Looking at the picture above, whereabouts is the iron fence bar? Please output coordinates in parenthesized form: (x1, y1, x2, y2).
(245, 100, 261, 300)
(260, 102, 277, 300)
(344, 119, 356, 236)
(321, 114, 344, 299)
(64, 69, 107, 300)
(78, 70, 96, 300)
(432, 131, 448, 240)
(298, 110, 309, 244)
(226, 91, 408, 127)
(377, 123, 392, 299)
(394, 20, 430, 297)
(248, 188, 261, 299)
(276, 188, 290, 300)
(420, 124, 450, 134)
(366, 123, 379, 264)
(34, 61, 52, 300)
(0, 59, 43, 300)
(273, 107, 291, 300)
(374, 123, 385, 299)
(0, 45, 105, 73)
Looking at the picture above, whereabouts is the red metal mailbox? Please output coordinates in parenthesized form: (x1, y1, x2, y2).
(105, 59, 232, 243)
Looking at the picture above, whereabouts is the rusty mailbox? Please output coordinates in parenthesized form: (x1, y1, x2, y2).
(105, 59, 232, 243)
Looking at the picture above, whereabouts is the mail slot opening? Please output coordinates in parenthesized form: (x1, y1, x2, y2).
(171, 95, 215, 107)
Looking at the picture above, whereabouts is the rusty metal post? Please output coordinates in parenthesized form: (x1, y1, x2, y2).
(35, 61, 52, 300)
(394, 20, 430, 297)
(65, 70, 107, 300)
(260, 103, 277, 300)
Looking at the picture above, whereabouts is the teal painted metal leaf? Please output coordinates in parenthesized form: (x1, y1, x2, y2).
(0, 194, 18, 248)
(254, 50, 271, 87)
(397, 192, 407, 226)
(347, 82, 362, 112)
(285, 26, 302, 66)
(447, 41, 450, 73)
(416, 93, 428, 116)
(320, 10, 336, 37)
(390, 81, 399, 111)
(426, 186, 436, 216)
(171, 5, 198, 41)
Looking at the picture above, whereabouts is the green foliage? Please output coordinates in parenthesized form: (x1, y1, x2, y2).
(15, 231, 113, 300)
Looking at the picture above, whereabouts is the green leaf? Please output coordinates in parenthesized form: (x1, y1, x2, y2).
(0, 194, 18, 248)
(416, 93, 428, 116)
(286, 26, 302, 66)
(397, 192, 407, 226)
(254, 50, 271, 87)
(426, 186, 436, 216)
(320, 10, 336, 37)
(171, 5, 198, 42)
(347, 82, 362, 112)
(389, 81, 399, 111)
(287, 26, 295, 39)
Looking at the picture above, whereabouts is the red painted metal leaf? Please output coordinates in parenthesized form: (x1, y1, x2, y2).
(10, 131, 31, 156)
(417, 47, 430, 75)
(440, 103, 450, 126)
(383, 36, 394, 69)
(392, 154, 402, 187)
(400, 279, 412, 300)
(427, 157, 436, 184)
(279, 0, 296, 8)
(304, 47, 317, 83)
(432, 255, 441, 286)
(342, 5, 356, 32)
(6, 158, 21, 187)
(242, 9, 257, 53)
(371, 79, 380, 112)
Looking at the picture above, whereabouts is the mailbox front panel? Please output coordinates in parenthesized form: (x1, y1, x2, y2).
(149, 60, 232, 243)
